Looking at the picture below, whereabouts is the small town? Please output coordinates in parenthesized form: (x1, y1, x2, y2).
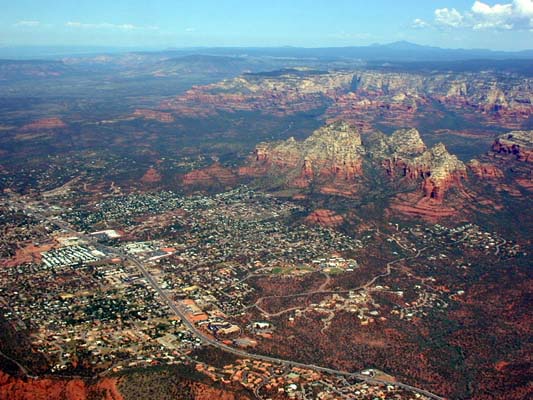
(0, 185, 526, 400)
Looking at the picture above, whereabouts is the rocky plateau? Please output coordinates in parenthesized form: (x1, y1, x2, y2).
(140, 69, 533, 131)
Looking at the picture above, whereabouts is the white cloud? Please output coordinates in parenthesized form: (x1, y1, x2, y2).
(65, 22, 158, 31)
(412, 18, 430, 28)
(473, 0, 533, 29)
(14, 20, 41, 27)
(471, 1, 514, 29)
(515, 0, 533, 16)
(435, 8, 464, 27)
(514, 0, 533, 27)
(472, 1, 513, 17)
(419, 1, 533, 30)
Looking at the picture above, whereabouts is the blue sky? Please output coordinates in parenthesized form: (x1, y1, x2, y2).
(1, 0, 533, 50)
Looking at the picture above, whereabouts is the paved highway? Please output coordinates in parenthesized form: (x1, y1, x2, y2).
(129, 255, 446, 400)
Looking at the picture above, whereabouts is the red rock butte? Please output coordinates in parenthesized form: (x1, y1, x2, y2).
(242, 121, 466, 202)
(241, 120, 366, 188)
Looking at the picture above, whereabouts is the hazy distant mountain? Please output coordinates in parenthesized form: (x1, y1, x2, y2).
(158, 41, 533, 62)
(2, 41, 532, 81)
(2, 41, 533, 62)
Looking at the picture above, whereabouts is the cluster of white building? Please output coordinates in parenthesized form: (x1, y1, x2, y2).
(41, 244, 104, 268)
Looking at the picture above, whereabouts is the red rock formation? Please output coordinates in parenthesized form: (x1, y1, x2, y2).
(382, 138, 470, 218)
(151, 69, 533, 130)
(0, 371, 123, 400)
(348, 71, 533, 129)
(467, 160, 504, 179)
(20, 118, 67, 131)
(390, 195, 460, 223)
(301, 158, 313, 180)
(371, 130, 466, 202)
(140, 167, 162, 184)
(239, 123, 531, 222)
(401, 144, 466, 201)
(182, 163, 238, 187)
(159, 70, 354, 118)
(243, 123, 468, 206)
(132, 109, 174, 123)
(491, 131, 533, 163)
(254, 146, 270, 163)
(419, 175, 460, 201)
(241, 121, 365, 188)
(305, 209, 344, 227)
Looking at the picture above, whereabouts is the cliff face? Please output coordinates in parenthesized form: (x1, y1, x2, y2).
(369, 129, 466, 201)
(241, 121, 365, 188)
(480, 130, 533, 193)
(491, 131, 533, 163)
(369, 129, 427, 174)
(408, 143, 467, 201)
(386, 149, 466, 220)
(180, 121, 528, 222)
(160, 69, 355, 117)
(243, 122, 466, 202)
(467, 160, 504, 179)
(328, 71, 533, 130)
(351, 71, 532, 113)
(128, 68, 531, 133)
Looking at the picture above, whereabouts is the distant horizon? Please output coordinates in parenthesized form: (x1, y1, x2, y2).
(3, 1, 533, 52)
(2, 40, 533, 60)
